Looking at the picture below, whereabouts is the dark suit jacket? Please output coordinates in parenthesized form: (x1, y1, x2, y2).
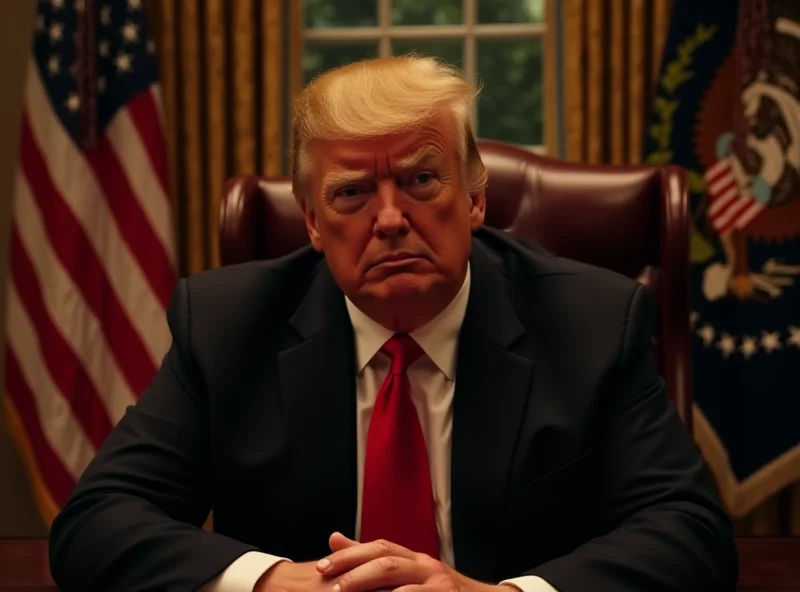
(49, 227, 738, 592)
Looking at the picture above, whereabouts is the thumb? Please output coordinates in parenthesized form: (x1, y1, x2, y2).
(328, 531, 359, 552)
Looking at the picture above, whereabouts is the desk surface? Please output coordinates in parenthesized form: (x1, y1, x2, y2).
(0, 537, 55, 591)
(736, 536, 800, 591)
(1, 536, 799, 591)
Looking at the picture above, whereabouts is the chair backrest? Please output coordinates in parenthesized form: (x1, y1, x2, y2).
(219, 139, 692, 428)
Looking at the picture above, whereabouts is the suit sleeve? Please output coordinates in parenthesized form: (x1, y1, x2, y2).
(49, 279, 260, 592)
(525, 284, 738, 592)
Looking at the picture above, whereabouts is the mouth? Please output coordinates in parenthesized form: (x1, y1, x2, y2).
(371, 253, 426, 270)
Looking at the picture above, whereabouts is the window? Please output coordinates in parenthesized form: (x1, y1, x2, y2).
(303, 0, 546, 149)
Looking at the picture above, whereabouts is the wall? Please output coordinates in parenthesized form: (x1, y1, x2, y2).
(0, 0, 44, 537)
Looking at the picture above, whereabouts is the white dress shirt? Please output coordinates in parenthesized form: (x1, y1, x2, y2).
(204, 265, 557, 592)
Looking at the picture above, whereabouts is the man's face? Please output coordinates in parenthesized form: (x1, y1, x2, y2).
(301, 111, 486, 330)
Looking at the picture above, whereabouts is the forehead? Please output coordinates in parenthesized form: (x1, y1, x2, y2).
(309, 111, 457, 170)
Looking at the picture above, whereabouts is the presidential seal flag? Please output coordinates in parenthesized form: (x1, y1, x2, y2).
(5, 0, 176, 526)
(644, 0, 800, 518)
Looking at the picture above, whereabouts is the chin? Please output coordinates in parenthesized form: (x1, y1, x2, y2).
(373, 273, 433, 300)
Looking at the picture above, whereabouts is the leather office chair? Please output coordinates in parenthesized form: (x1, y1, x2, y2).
(219, 138, 692, 429)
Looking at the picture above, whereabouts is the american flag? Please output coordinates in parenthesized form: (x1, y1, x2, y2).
(704, 158, 766, 236)
(5, 0, 175, 525)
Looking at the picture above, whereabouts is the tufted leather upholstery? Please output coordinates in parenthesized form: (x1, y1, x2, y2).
(219, 139, 692, 430)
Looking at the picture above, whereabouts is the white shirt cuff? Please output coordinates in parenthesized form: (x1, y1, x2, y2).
(500, 575, 559, 592)
(199, 551, 290, 592)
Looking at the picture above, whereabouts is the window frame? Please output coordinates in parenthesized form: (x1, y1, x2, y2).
(302, 0, 547, 150)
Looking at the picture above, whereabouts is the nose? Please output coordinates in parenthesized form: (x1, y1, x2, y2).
(373, 181, 410, 238)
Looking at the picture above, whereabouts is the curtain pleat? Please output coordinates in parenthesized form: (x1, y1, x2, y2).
(233, 0, 258, 177)
(262, 0, 284, 176)
(586, 0, 606, 164)
(149, 0, 299, 276)
(544, 0, 558, 155)
(608, 0, 626, 164)
(626, 0, 646, 164)
(205, 0, 228, 272)
(179, 0, 207, 273)
(562, 0, 585, 162)
(558, 0, 668, 164)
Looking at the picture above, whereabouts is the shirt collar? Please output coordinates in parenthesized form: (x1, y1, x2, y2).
(344, 263, 471, 380)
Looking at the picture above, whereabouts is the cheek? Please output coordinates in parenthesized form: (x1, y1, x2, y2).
(321, 213, 374, 264)
(412, 195, 471, 253)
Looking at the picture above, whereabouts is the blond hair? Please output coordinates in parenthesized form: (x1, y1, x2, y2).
(290, 55, 487, 200)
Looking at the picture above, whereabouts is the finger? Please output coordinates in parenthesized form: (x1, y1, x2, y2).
(333, 556, 428, 592)
(318, 533, 361, 575)
(328, 532, 360, 553)
(318, 538, 417, 577)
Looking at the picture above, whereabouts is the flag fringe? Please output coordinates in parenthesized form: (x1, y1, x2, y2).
(694, 404, 800, 518)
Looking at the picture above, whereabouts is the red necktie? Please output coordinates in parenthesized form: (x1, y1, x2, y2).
(360, 333, 440, 558)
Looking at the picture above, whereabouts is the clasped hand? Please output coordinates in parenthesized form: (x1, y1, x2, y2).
(258, 532, 514, 592)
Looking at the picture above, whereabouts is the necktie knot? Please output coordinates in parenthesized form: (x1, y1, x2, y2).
(381, 333, 424, 375)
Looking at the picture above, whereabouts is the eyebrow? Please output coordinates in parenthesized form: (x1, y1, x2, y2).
(320, 145, 444, 196)
(394, 145, 444, 170)
(321, 170, 371, 197)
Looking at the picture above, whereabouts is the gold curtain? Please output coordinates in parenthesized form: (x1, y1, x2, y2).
(557, 0, 672, 164)
(147, 0, 302, 276)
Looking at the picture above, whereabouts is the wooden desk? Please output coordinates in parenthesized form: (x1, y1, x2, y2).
(737, 537, 800, 591)
(0, 538, 56, 591)
(1, 536, 798, 590)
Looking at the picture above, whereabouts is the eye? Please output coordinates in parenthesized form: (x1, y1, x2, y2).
(409, 171, 436, 185)
(334, 185, 369, 199)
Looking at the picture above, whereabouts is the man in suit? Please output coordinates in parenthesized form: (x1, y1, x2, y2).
(49, 56, 738, 592)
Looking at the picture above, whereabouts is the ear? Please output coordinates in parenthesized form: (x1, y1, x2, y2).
(468, 188, 486, 231)
(299, 197, 324, 252)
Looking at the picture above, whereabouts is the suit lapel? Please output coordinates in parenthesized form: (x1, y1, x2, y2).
(281, 262, 357, 559)
(451, 240, 535, 582)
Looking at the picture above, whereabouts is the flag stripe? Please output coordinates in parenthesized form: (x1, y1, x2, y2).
(6, 283, 96, 481)
(19, 114, 158, 395)
(5, 351, 76, 507)
(709, 188, 737, 215)
(9, 226, 113, 448)
(711, 194, 746, 224)
(108, 90, 175, 267)
(24, 64, 171, 366)
(13, 173, 137, 420)
(87, 132, 174, 309)
(712, 196, 751, 229)
(705, 159, 729, 180)
(125, 87, 170, 195)
(734, 201, 765, 229)
(709, 175, 736, 195)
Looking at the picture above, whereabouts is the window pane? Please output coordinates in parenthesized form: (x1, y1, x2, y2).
(392, 0, 462, 26)
(304, 0, 378, 28)
(303, 43, 379, 82)
(391, 40, 463, 68)
(477, 38, 543, 145)
(478, 0, 545, 24)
